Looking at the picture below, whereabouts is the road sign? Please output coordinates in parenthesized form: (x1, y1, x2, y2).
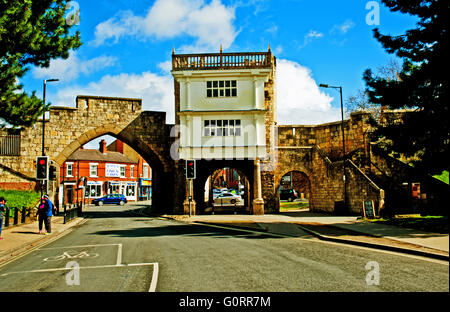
(185, 160, 196, 179)
(36, 156, 49, 180)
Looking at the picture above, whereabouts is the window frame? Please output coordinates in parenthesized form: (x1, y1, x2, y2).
(89, 163, 98, 177)
(203, 119, 242, 137)
(206, 80, 237, 98)
(119, 165, 127, 178)
(66, 162, 74, 177)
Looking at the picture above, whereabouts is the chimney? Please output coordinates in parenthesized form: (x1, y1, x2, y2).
(99, 139, 107, 154)
(116, 140, 124, 154)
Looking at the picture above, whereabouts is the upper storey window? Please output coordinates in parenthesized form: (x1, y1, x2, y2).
(206, 80, 237, 98)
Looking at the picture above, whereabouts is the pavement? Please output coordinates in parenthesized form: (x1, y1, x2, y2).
(0, 215, 86, 263)
(1, 207, 448, 265)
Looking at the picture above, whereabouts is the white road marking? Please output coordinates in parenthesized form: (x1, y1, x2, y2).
(39, 243, 123, 266)
(149, 262, 159, 292)
(39, 243, 121, 250)
(0, 262, 159, 291)
(117, 243, 122, 266)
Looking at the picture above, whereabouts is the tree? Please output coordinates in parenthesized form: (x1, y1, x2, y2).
(346, 59, 402, 121)
(0, 0, 81, 128)
(363, 0, 449, 175)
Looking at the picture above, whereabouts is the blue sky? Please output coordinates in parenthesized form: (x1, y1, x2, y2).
(19, 0, 419, 148)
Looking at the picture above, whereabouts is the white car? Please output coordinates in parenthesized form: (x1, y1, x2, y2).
(213, 193, 242, 205)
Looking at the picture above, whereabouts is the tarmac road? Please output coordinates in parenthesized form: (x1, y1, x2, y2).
(0, 203, 448, 292)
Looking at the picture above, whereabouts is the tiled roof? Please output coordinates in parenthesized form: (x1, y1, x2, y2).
(66, 149, 138, 164)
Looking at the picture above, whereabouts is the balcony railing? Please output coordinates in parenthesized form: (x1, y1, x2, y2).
(172, 51, 274, 71)
(0, 135, 21, 156)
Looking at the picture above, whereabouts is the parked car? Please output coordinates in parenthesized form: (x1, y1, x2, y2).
(279, 189, 298, 202)
(92, 194, 127, 206)
(214, 193, 242, 205)
(212, 188, 222, 199)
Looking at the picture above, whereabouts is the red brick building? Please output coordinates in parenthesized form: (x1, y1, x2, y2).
(59, 139, 151, 204)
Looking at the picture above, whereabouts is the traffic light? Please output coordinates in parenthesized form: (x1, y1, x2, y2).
(36, 156, 49, 180)
(185, 160, 196, 179)
(49, 164, 57, 180)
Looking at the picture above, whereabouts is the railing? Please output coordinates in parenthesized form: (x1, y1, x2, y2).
(172, 51, 273, 71)
(63, 203, 82, 224)
(0, 135, 21, 156)
(2, 207, 32, 227)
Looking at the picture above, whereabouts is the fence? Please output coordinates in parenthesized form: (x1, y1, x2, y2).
(63, 203, 82, 224)
(2, 207, 32, 227)
(0, 135, 21, 156)
(172, 51, 273, 71)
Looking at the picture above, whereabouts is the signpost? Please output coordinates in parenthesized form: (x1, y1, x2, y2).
(186, 160, 196, 217)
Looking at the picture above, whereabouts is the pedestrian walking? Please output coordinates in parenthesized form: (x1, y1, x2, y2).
(0, 197, 6, 240)
(42, 195, 54, 234)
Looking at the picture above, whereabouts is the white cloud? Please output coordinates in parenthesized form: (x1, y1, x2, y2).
(276, 59, 341, 125)
(93, 0, 237, 51)
(299, 30, 323, 49)
(32, 52, 117, 82)
(330, 20, 355, 35)
(49, 59, 340, 137)
(51, 71, 175, 123)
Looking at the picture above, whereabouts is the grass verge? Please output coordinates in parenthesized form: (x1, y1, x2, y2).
(365, 215, 448, 234)
(280, 201, 309, 211)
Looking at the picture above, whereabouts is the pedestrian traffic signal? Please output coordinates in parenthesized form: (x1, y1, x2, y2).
(36, 156, 49, 180)
(49, 164, 57, 180)
(185, 160, 196, 179)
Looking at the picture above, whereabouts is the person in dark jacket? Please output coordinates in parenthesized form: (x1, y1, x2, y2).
(37, 197, 46, 234)
(0, 197, 6, 240)
(42, 195, 53, 234)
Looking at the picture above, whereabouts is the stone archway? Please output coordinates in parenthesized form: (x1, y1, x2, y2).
(274, 169, 312, 213)
(53, 125, 171, 211)
(203, 167, 252, 214)
(191, 159, 254, 215)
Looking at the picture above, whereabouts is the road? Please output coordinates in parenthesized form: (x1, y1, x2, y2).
(0, 202, 448, 292)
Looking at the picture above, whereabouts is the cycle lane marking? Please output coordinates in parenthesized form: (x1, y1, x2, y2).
(38, 243, 122, 265)
(0, 262, 159, 292)
(0, 243, 158, 292)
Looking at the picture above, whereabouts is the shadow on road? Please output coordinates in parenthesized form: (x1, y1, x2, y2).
(90, 223, 280, 240)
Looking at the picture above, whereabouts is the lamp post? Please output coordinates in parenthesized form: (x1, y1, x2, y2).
(319, 84, 346, 208)
(42, 79, 59, 196)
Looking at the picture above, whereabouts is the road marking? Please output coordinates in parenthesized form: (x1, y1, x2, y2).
(0, 262, 159, 292)
(39, 243, 121, 250)
(39, 243, 123, 266)
(117, 243, 122, 266)
(149, 262, 158, 292)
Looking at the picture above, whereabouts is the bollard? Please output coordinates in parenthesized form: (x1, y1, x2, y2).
(4, 208, 10, 227)
(21, 206, 26, 223)
(13, 207, 19, 225)
(63, 204, 67, 224)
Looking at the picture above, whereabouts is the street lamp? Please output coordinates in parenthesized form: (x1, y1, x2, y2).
(42, 78, 59, 196)
(319, 83, 346, 208)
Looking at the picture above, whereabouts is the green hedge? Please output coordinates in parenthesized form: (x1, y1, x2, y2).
(0, 190, 41, 217)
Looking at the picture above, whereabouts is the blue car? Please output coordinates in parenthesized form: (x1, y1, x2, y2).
(92, 194, 127, 206)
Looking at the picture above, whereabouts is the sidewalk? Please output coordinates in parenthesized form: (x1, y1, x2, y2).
(160, 210, 449, 260)
(0, 216, 85, 263)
